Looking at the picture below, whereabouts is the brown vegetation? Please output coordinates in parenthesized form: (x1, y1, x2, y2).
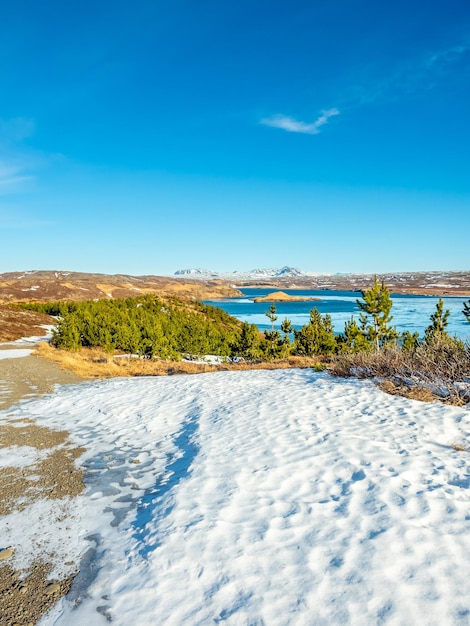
(35, 342, 326, 379)
(331, 340, 470, 405)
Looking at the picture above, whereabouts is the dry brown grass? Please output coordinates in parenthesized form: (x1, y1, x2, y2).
(450, 442, 467, 452)
(377, 380, 438, 403)
(35, 343, 325, 380)
(331, 339, 470, 405)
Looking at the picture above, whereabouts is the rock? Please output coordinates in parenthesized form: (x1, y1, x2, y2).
(0, 547, 14, 560)
(45, 583, 60, 595)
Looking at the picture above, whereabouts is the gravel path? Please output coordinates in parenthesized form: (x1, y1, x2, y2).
(0, 351, 85, 625)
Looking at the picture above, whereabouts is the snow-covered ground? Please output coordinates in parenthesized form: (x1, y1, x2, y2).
(0, 348, 33, 359)
(1, 370, 470, 625)
(0, 324, 55, 359)
(11, 324, 55, 344)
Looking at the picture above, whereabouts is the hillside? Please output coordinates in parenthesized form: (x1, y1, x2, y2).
(0, 305, 54, 342)
(2, 270, 469, 305)
(0, 271, 242, 304)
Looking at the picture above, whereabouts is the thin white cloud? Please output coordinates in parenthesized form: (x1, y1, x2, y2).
(0, 119, 38, 194)
(260, 108, 340, 135)
(426, 42, 469, 68)
(0, 162, 35, 194)
(345, 39, 470, 107)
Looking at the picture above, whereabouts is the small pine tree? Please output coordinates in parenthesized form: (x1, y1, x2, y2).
(280, 318, 293, 358)
(231, 322, 262, 361)
(356, 276, 397, 350)
(262, 329, 283, 360)
(51, 316, 81, 351)
(338, 316, 373, 353)
(424, 298, 450, 342)
(265, 303, 278, 331)
(401, 330, 420, 352)
(263, 303, 280, 358)
(463, 300, 470, 324)
(293, 308, 337, 356)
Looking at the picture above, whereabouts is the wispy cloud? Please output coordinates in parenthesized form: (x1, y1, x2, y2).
(0, 118, 37, 194)
(426, 42, 470, 69)
(345, 40, 470, 107)
(0, 167, 34, 194)
(0, 160, 36, 194)
(260, 108, 340, 135)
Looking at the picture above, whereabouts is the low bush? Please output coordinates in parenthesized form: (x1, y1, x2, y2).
(331, 336, 470, 405)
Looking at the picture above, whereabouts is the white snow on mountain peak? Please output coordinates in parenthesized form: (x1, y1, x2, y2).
(174, 266, 306, 279)
(174, 268, 219, 277)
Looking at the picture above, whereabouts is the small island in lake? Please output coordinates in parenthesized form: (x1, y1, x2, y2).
(252, 291, 321, 303)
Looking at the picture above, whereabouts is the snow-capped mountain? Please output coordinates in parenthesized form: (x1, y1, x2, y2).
(174, 268, 219, 277)
(174, 266, 305, 279)
(275, 266, 304, 277)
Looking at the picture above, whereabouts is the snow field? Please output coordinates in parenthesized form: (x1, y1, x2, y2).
(1, 370, 469, 625)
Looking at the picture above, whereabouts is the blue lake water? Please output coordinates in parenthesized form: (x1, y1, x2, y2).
(205, 288, 470, 340)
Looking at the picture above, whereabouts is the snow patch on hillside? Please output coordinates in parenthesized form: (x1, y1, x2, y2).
(174, 266, 306, 279)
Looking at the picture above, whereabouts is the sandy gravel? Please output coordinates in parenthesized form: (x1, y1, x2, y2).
(0, 352, 83, 411)
(0, 352, 86, 626)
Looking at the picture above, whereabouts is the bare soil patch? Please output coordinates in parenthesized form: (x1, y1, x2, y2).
(0, 353, 84, 411)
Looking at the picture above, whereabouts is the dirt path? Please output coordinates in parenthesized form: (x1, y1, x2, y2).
(0, 352, 84, 411)
(0, 352, 86, 625)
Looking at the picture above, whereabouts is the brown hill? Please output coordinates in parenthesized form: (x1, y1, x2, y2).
(0, 305, 54, 342)
(0, 271, 242, 304)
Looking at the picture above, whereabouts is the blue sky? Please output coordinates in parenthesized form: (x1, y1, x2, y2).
(1, 0, 469, 275)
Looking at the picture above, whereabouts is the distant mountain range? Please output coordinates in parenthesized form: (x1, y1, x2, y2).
(173, 268, 470, 296)
(174, 266, 307, 279)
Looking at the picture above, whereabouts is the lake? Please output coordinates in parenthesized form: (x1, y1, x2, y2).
(205, 288, 470, 340)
